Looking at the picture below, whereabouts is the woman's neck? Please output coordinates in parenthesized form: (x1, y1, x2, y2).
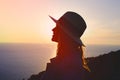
(57, 42, 80, 57)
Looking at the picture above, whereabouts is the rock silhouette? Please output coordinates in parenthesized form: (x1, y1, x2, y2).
(87, 50, 120, 80)
(27, 50, 120, 80)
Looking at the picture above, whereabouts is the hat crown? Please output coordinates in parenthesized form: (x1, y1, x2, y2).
(58, 11, 87, 37)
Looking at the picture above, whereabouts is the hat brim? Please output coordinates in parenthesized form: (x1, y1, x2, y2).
(49, 15, 57, 23)
(49, 15, 85, 47)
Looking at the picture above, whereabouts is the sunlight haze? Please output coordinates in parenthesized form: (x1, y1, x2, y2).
(0, 0, 120, 45)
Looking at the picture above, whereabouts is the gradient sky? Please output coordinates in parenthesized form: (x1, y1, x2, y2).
(0, 0, 120, 45)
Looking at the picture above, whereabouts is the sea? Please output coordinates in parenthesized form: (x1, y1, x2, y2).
(0, 43, 120, 80)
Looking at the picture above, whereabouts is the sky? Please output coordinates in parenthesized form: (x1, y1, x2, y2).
(0, 0, 120, 45)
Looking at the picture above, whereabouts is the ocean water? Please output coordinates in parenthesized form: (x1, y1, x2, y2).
(0, 43, 119, 80)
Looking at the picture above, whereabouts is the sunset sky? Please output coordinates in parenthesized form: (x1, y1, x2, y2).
(0, 0, 120, 45)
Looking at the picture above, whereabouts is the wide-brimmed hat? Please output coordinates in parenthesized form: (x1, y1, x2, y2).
(49, 11, 87, 46)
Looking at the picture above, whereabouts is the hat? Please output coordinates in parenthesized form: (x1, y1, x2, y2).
(49, 11, 87, 46)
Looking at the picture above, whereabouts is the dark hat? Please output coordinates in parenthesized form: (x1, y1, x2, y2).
(49, 11, 87, 46)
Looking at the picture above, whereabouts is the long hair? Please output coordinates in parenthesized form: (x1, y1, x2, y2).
(56, 30, 88, 68)
(58, 41, 90, 72)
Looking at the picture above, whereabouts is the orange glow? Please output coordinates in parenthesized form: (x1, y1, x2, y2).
(0, 0, 120, 45)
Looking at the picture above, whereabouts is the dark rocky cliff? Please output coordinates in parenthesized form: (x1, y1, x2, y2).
(27, 50, 120, 80)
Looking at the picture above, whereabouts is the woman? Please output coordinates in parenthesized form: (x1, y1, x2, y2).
(41, 11, 90, 80)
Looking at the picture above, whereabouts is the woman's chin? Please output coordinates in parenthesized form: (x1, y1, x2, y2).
(51, 37, 58, 42)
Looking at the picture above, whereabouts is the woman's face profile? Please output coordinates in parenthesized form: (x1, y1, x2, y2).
(52, 24, 60, 42)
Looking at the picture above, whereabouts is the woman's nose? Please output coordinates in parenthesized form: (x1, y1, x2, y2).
(52, 27, 56, 31)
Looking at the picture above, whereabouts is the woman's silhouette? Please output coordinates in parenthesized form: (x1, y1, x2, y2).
(41, 11, 90, 80)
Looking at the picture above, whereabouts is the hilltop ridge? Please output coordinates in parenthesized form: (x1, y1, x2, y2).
(27, 50, 120, 80)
